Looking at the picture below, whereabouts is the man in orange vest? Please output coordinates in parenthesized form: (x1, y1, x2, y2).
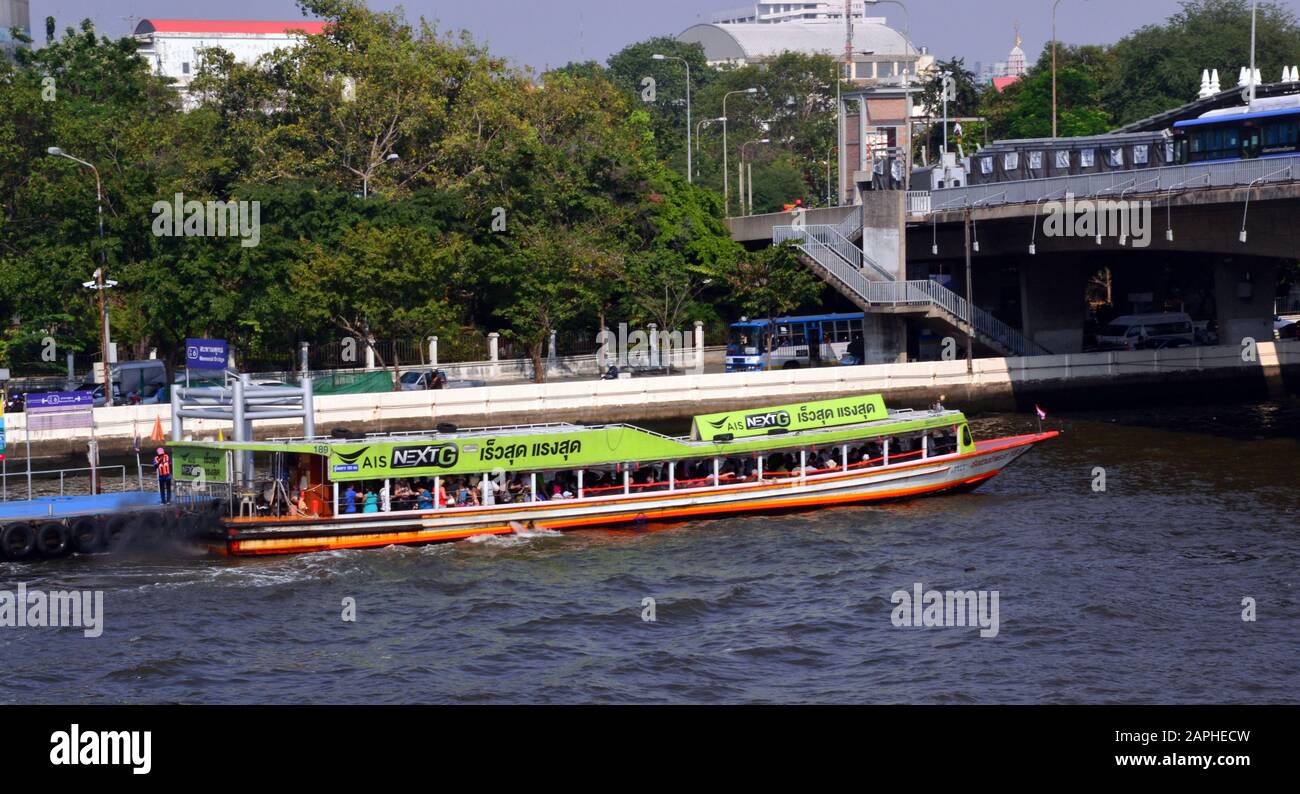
(153, 447, 173, 504)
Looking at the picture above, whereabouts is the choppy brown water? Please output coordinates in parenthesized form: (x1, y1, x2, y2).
(1, 402, 1297, 704)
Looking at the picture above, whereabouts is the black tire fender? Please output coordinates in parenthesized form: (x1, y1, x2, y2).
(70, 517, 104, 554)
(1, 523, 36, 561)
(36, 522, 71, 558)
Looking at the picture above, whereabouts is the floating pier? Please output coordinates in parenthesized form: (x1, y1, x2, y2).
(0, 491, 218, 562)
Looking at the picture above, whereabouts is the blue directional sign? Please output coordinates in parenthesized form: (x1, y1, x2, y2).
(185, 338, 228, 370)
(25, 391, 95, 411)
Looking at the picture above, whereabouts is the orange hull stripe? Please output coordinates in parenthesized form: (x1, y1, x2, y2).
(228, 470, 999, 556)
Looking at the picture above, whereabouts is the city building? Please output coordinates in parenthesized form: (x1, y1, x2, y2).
(981, 30, 1029, 91)
(678, 17, 923, 81)
(711, 1, 872, 24)
(0, 0, 30, 57)
(133, 19, 328, 92)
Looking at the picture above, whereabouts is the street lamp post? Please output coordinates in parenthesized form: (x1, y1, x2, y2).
(1051, 0, 1088, 139)
(1052, 0, 1063, 139)
(741, 138, 770, 215)
(696, 117, 725, 180)
(362, 152, 401, 199)
(48, 147, 114, 407)
(1249, 0, 1258, 105)
(864, 0, 911, 40)
(722, 88, 759, 217)
(653, 54, 692, 183)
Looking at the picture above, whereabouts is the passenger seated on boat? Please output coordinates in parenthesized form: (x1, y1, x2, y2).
(416, 487, 434, 510)
(291, 490, 315, 518)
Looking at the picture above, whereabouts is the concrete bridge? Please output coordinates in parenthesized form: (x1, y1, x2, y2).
(729, 154, 1300, 358)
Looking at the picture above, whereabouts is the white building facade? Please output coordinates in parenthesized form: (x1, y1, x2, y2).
(712, 2, 872, 24)
(133, 19, 327, 89)
(0, 0, 30, 56)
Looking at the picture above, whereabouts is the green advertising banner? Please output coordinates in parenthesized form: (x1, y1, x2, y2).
(325, 427, 687, 482)
(692, 394, 889, 441)
(173, 446, 230, 483)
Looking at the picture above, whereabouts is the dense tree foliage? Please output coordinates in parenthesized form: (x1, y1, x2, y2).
(5, 0, 1296, 382)
(974, 0, 1300, 142)
(0, 1, 767, 382)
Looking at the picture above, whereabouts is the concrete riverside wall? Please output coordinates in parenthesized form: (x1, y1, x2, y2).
(12, 341, 1298, 457)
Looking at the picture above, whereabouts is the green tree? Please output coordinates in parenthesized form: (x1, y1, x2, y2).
(1106, 0, 1300, 125)
(980, 44, 1115, 139)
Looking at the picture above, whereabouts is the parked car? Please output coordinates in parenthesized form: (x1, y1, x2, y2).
(1275, 316, 1299, 340)
(400, 370, 449, 391)
(85, 382, 124, 408)
(1096, 312, 1196, 350)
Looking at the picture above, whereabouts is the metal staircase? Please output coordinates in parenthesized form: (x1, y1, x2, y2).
(773, 223, 1052, 358)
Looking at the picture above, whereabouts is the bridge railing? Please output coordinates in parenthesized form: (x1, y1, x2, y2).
(773, 227, 1052, 357)
(928, 153, 1300, 212)
(795, 225, 895, 282)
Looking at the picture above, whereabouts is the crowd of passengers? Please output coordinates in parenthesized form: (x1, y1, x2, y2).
(330, 430, 960, 514)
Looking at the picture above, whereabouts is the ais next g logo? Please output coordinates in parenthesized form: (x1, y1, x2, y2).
(744, 410, 791, 431)
(391, 443, 459, 470)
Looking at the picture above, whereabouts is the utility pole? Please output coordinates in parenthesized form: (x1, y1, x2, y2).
(1249, 0, 1258, 105)
(964, 206, 975, 374)
(49, 147, 115, 406)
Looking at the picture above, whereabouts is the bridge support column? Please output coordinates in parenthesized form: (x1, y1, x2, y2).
(1214, 258, 1278, 346)
(1019, 259, 1089, 354)
(864, 315, 908, 363)
(861, 192, 905, 279)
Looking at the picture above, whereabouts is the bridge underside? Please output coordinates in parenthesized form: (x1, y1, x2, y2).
(912, 194, 1299, 353)
(729, 184, 1298, 360)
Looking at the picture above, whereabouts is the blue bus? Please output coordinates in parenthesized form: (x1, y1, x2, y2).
(1173, 97, 1300, 164)
(726, 313, 867, 372)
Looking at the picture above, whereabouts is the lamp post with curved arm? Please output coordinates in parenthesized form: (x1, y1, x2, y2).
(741, 138, 771, 215)
(723, 88, 759, 216)
(653, 53, 692, 183)
(48, 146, 114, 407)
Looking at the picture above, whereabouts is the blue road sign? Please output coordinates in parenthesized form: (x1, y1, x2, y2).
(185, 339, 228, 369)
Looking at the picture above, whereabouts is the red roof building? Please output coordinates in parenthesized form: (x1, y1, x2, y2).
(134, 19, 330, 36)
(133, 18, 328, 100)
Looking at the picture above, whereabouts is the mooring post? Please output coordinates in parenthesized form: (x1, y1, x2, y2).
(170, 383, 183, 441)
(301, 374, 316, 439)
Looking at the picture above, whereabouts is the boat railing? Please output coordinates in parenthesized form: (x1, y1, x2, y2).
(0, 464, 135, 502)
(268, 422, 582, 444)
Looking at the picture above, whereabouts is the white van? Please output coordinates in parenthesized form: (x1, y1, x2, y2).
(1096, 312, 1196, 350)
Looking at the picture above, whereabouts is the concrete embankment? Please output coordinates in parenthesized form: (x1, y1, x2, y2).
(11, 341, 1298, 459)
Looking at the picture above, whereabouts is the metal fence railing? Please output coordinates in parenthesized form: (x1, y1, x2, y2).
(928, 153, 1300, 212)
(0, 464, 138, 502)
(774, 225, 1052, 358)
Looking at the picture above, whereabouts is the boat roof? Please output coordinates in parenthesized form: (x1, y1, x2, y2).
(168, 395, 968, 482)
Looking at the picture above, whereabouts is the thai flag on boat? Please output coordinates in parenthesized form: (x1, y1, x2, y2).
(1035, 405, 1047, 420)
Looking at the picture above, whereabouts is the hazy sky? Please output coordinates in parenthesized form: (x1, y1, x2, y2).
(27, 0, 1282, 73)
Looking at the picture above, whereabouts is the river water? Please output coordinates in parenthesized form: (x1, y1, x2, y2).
(2, 402, 1297, 704)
